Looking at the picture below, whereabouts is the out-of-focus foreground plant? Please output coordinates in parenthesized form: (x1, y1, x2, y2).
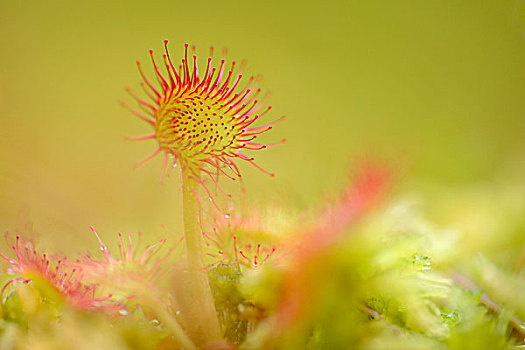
(0, 42, 524, 349)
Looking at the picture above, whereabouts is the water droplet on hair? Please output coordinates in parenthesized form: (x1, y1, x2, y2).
(224, 213, 231, 219)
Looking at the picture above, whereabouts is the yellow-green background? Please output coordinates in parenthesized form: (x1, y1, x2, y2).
(1, 0, 524, 253)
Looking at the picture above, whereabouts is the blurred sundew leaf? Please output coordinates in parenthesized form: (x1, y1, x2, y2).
(239, 190, 525, 349)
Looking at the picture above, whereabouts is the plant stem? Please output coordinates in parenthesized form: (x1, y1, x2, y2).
(144, 293, 197, 350)
(182, 174, 222, 345)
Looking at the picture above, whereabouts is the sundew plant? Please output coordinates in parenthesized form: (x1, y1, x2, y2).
(1, 41, 524, 350)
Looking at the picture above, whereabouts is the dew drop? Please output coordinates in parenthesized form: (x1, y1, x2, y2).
(224, 213, 231, 219)
(412, 254, 432, 272)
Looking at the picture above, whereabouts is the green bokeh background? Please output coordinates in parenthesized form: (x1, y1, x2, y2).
(1, 0, 524, 253)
